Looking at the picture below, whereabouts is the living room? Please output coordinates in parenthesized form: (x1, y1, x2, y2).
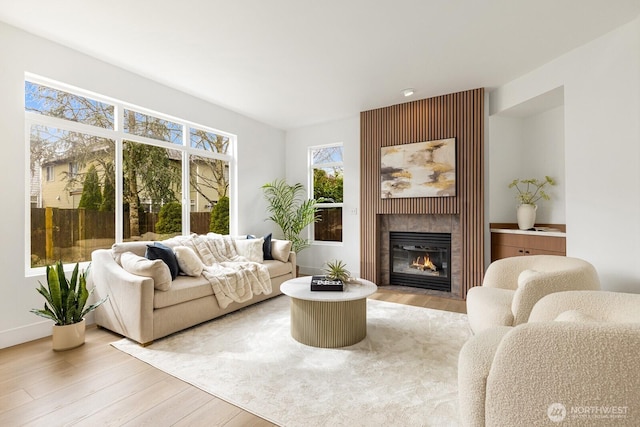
(1, 2, 639, 425)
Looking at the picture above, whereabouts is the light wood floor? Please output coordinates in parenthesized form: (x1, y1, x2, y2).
(0, 289, 466, 426)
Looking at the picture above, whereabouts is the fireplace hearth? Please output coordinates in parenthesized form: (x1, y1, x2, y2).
(389, 232, 451, 292)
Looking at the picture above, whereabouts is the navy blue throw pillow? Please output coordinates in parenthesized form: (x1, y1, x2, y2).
(248, 233, 273, 260)
(146, 242, 179, 280)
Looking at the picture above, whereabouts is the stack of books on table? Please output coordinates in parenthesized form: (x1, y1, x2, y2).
(310, 275, 344, 291)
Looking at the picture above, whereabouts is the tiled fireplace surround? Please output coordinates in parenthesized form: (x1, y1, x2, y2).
(379, 214, 462, 298)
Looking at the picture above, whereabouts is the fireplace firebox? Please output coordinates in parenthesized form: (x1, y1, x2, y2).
(389, 232, 451, 292)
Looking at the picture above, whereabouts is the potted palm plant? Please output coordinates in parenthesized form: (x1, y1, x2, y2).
(262, 179, 321, 253)
(31, 261, 108, 351)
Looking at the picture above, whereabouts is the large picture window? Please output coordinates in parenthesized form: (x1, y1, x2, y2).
(310, 144, 343, 242)
(25, 76, 235, 270)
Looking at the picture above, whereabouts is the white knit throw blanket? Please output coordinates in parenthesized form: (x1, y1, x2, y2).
(169, 234, 272, 309)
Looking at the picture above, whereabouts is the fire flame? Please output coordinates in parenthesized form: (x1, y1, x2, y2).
(411, 255, 437, 272)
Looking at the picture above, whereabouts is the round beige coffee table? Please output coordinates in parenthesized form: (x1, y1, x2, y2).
(280, 276, 378, 348)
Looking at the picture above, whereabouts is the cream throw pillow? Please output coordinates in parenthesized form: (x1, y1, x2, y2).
(174, 245, 204, 276)
(120, 251, 172, 291)
(234, 238, 264, 263)
(271, 239, 292, 263)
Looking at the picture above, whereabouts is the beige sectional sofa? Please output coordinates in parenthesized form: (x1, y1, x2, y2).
(90, 234, 296, 345)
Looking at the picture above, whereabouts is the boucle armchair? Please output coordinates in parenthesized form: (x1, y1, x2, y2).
(458, 290, 640, 427)
(466, 255, 600, 334)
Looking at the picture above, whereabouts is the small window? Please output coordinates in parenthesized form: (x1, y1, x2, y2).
(310, 145, 343, 242)
(190, 128, 230, 154)
(124, 109, 183, 145)
(45, 166, 54, 182)
(68, 162, 78, 178)
(25, 81, 114, 129)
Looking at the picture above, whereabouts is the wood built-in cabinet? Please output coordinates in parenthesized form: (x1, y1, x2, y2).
(490, 225, 566, 262)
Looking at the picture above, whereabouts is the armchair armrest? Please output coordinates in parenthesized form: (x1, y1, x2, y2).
(481, 257, 523, 290)
(458, 326, 513, 427)
(89, 249, 155, 345)
(484, 322, 640, 426)
(529, 290, 640, 323)
(510, 267, 600, 325)
(287, 251, 297, 277)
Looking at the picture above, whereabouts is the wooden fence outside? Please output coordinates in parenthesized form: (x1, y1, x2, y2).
(30, 208, 211, 266)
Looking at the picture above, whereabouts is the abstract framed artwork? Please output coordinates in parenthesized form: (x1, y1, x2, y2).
(380, 138, 456, 198)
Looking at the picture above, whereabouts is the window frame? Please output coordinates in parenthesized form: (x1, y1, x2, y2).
(308, 143, 344, 245)
(24, 73, 237, 275)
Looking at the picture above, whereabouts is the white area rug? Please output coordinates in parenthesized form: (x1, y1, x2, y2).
(112, 295, 471, 427)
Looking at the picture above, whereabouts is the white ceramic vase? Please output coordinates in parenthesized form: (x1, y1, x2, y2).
(52, 318, 86, 351)
(517, 204, 537, 230)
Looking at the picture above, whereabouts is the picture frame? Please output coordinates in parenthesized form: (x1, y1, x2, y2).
(380, 138, 456, 199)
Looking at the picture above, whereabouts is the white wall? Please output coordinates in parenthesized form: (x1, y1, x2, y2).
(0, 22, 286, 349)
(490, 17, 640, 292)
(284, 117, 360, 277)
(522, 106, 566, 223)
(489, 106, 566, 224)
(488, 115, 525, 222)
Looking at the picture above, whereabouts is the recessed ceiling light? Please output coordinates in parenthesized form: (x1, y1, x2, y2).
(402, 88, 415, 97)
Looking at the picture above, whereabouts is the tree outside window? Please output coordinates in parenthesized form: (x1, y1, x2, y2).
(310, 145, 343, 242)
(26, 78, 234, 268)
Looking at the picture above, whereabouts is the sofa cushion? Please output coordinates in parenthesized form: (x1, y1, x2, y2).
(248, 233, 273, 260)
(146, 242, 179, 280)
(153, 274, 214, 309)
(263, 259, 293, 278)
(271, 239, 292, 263)
(112, 241, 150, 263)
(234, 237, 264, 263)
(120, 251, 172, 291)
(174, 245, 204, 277)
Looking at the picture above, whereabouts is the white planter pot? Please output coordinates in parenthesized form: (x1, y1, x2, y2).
(52, 318, 86, 351)
(517, 204, 537, 230)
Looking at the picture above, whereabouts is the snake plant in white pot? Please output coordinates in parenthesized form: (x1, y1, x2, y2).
(31, 261, 108, 351)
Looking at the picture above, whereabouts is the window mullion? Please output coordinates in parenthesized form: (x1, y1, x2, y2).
(182, 125, 190, 235)
(25, 111, 115, 140)
(114, 103, 124, 243)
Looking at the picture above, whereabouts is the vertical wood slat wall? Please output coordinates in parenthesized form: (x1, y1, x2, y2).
(360, 88, 484, 299)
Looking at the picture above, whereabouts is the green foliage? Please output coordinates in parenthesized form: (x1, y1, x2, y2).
(210, 196, 230, 234)
(100, 163, 115, 212)
(30, 261, 107, 326)
(262, 179, 320, 253)
(323, 259, 350, 282)
(123, 140, 179, 236)
(78, 165, 102, 211)
(509, 176, 556, 205)
(313, 168, 343, 202)
(155, 202, 182, 234)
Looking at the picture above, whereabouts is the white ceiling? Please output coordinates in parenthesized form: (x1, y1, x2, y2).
(1, 1, 639, 130)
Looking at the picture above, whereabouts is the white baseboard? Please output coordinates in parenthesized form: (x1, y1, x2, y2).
(0, 320, 52, 349)
(0, 312, 96, 350)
